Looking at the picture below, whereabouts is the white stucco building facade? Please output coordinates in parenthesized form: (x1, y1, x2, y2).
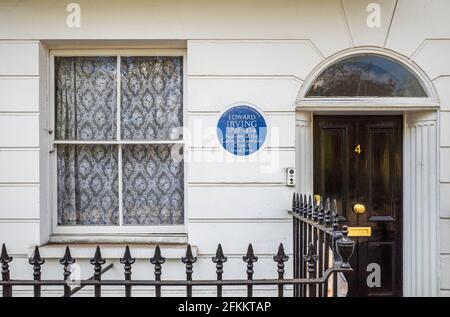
(0, 0, 449, 297)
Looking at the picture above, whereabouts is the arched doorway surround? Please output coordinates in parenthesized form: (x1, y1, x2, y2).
(295, 47, 439, 296)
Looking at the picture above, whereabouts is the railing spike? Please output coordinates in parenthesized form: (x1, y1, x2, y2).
(212, 243, 227, 266)
(292, 192, 296, 211)
(324, 197, 332, 227)
(243, 243, 258, 264)
(273, 243, 289, 297)
(298, 194, 303, 215)
(313, 196, 319, 222)
(332, 199, 339, 230)
(90, 245, 106, 266)
(243, 243, 258, 297)
(305, 242, 319, 297)
(90, 245, 105, 297)
(1, 243, 12, 297)
(181, 244, 197, 297)
(29, 246, 44, 297)
(1, 243, 12, 263)
(273, 243, 289, 264)
(120, 245, 135, 297)
(318, 197, 325, 224)
(212, 243, 227, 297)
(181, 244, 197, 265)
(60, 246, 75, 266)
(150, 245, 166, 266)
(29, 246, 45, 266)
(150, 245, 166, 297)
(120, 245, 135, 266)
(307, 195, 313, 219)
(60, 246, 75, 297)
(303, 194, 308, 217)
(305, 242, 318, 274)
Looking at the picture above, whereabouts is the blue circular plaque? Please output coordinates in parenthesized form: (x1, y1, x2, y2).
(217, 104, 267, 156)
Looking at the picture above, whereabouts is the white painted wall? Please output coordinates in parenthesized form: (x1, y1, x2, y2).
(0, 42, 42, 258)
(0, 0, 448, 296)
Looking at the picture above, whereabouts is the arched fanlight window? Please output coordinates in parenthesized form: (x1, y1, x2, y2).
(306, 54, 427, 97)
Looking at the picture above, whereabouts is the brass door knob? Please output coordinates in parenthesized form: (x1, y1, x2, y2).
(353, 203, 366, 215)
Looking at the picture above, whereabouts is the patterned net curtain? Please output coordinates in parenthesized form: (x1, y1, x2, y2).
(55, 56, 184, 226)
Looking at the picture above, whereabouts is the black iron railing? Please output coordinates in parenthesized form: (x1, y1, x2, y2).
(291, 193, 354, 297)
(0, 193, 354, 297)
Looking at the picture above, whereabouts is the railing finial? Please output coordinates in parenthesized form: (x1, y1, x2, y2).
(1, 243, 13, 297)
(120, 245, 135, 297)
(90, 245, 105, 297)
(318, 197, 325, 224)
(1, 243, 12, 264)
(120, 245, 135, 267)
(212, 243, 227, 297)
(182, 244, 197, 266)
(181, 244, 197, 297)
(332, 199, 339, 229)
(313, 196, 319, 222)
(120, 246, 135, 275)
(150, 245, 166, 297)
(90, 245, 106, 266)
(59, 246, 75, 297)
(305, 242, 318, 274)
(60, 246, 75, 266)
(243, 244, 258, 297)
(181, 244, 197, 277)
(29, 246, 45, 297)
(273, 243, 289, 297)
(336, 225, 355, 269)
(298, 193, 303, 215)
(212, 243, 227, 269)
(273, 243, 289, 267)
(150, 245, 166, 266)
(307, 195, 313, 219)
(243, 243, 258, 265)
(324, 197, 332, 227)
(302, 194, 308, 217)
(29, 246, 45, 267)
(292, 192, 296, 211)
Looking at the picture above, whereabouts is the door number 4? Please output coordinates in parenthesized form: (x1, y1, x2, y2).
(355, 144, 362, 154)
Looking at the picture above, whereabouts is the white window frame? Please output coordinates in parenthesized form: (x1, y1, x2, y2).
(49, 49, 187, 236)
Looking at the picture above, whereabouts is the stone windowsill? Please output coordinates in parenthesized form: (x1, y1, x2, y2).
(37, 234, 193, 259)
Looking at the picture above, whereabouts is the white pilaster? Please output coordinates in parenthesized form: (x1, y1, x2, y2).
(404, 111, 439, 296)
(295, 111, 313, 194)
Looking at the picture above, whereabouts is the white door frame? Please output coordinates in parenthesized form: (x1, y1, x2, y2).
(294, 47, 440, 297)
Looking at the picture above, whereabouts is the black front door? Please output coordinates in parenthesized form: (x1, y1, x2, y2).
(313, 115, 402, 297)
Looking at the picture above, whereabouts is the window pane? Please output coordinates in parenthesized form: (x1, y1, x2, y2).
(55, 56, 117, 140)
(122, 145, 184, 225)
(121, 56, 183, 140)
(57, 145, 119, 225)
(306, 55, 427, 97)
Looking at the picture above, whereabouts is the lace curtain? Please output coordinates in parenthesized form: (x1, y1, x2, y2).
(57, 144, 119, 225)
(122, 145, 184, 225)
(121, 56, 183, 140)
(55, 56, 184, 226)
(55, 56, 117, 140)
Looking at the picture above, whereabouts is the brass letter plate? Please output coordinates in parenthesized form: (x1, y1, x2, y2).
(347, 227, 372, 237)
